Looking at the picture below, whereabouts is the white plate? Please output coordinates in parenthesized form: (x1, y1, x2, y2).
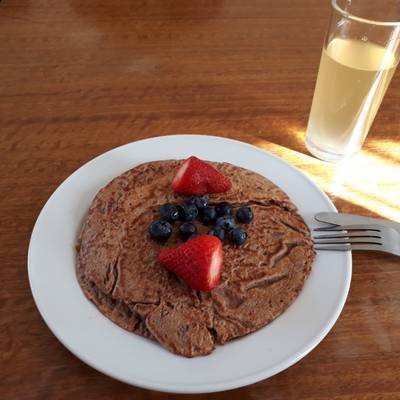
(28, 135, 351, 393)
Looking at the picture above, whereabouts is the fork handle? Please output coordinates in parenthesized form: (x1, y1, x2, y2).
(315, 212, 400, 234)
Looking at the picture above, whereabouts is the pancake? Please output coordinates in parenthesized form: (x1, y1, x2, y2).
(76, 160, 315, 357)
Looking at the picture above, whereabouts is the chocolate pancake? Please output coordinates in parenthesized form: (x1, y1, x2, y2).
(76, 160, 315, 357)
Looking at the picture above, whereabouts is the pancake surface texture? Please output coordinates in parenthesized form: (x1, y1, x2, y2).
(77, 160, 315, 357)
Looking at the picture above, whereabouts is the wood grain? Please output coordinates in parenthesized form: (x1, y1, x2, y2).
(1, 0, 399, 399)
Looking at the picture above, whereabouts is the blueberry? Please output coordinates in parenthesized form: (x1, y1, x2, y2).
(236, 207, 254, 224)
(215, 215, 235, 231)
(149, 220, 172, 242)
(189, 195, 209, 210)
(230, 228, 248, 246)
(187, 233, 199, 241)
(215, 202, 233, 217)
(178, 203, 198, 222)
(159, 203, 179, 222)
(179, 222, 198, 241)
(208, 227, 225, 241)
(201, 206, 217, 225)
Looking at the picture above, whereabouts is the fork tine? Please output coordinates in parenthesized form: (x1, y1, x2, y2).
(315, 243, 383, 251)
(314, 237, 382, 245)
(314, 226, 400, 255)
(313, 232, 381, 239)
(314, 224, 382, 232)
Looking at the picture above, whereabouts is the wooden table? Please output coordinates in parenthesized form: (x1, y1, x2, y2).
(1, 1, 399, 399)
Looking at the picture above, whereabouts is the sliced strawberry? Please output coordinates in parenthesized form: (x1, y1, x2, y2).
(171, 156, 231, 195)
(158, 235, 223, 292)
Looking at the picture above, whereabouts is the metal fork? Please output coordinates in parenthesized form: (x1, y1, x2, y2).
(313, 224, 400, 256)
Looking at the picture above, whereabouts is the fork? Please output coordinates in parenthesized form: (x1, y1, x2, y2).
(313, 224, 400, 256)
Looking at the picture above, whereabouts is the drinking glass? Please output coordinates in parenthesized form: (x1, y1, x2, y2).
(305, 0, 400, 162)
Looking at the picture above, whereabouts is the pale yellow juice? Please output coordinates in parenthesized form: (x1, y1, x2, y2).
(306, 37, 398, 160)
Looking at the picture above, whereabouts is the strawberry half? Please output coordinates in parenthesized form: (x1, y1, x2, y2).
(158, 235, 223, 292)
(171, 156, 231, 195)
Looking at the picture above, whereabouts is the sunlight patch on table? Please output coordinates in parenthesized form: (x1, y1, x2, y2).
(254, 138, 400, 222)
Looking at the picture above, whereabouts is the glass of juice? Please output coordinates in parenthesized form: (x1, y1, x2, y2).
(305, 0, 400, 162)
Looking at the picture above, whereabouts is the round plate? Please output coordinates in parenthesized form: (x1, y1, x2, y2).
(28, 135, 351, 393)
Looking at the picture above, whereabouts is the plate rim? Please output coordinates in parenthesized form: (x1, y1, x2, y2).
(28, 134, 352, 393)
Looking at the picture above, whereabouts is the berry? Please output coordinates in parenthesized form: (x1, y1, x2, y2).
(187, 233, 199, 241)
(178, 203, 198, 222)
(189, 195, 209, 210)
(179, 222, 198, 241)
(201, 206, 217, 225)
(230, 228, 248, 246)
(215, 215, 235, 231)
(215, 202, 233, 217)
(159, 235, 223, 292)
(171, 156, 232, 195)
(159, 203, 179, 223)
(236, 207, 254, 224)
(149, 220, 172, 242)
(208, 227, 225, 241)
